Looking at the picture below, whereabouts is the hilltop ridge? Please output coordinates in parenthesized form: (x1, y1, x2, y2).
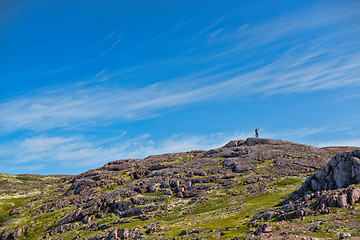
(0, 138, 359, 239)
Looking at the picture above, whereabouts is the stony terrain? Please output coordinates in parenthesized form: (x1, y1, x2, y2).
(0, 138, 359, 240)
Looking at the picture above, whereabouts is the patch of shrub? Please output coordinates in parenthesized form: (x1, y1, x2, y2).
(273, 178, 301, 187)
(0, 213, 10, 226)
(0, 179, 9, 185)
(16, 175, 42, 181)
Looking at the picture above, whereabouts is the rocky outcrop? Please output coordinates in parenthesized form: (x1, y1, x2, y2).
(252, 150, 360, 225)
(242, 138, 288, 146)
(38, 138, 340, 235)
(2, 138, 356, 240)
(255, 222, 275, 235)
(0, 227, 27, 240)
(316, 187, 360, 209)
(297, 150, 360, 193)
(249, 150, 360, 228)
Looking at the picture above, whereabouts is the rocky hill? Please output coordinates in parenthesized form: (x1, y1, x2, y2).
(0, 138, 359, 240)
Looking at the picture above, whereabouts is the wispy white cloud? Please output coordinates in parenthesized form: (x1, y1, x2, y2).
(208, 28, 224, 42)
(94, 69, 107, 78)
(0, 131, 249, 173)
(92, 35, 124, 60)
(99, 31, 116, 44)
(315, 139, 360, 148)
(1, 38, 359, 133)
(190, 1, 360, 67)
(264, 127, 328, 140)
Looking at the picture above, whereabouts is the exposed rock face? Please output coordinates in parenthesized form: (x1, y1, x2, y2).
(297, 150, 360, 193)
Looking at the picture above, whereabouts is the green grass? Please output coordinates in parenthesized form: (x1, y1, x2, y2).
(156, 188, 289, 239)
(0, 196, 30, 225)
(143, 191, 164, 197)
(36, 211, 56, 219)
(190, 201, 233, 215)
(0, 212, 10, 226)
(0, 179, 9, 185)
(16, 175, 42, 181)
(273, 177, 302, 187)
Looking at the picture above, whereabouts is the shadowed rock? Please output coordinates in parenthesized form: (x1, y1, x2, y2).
(297, 150, 360, 193)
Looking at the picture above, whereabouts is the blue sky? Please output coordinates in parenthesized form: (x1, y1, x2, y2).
(1, 0, 359, 175)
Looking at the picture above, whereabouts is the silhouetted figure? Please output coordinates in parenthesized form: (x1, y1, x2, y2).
(254, 127, 261, 138)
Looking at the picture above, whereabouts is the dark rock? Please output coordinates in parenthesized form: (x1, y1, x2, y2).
(96, 211, 106, 218)
(148, 184, 160, 193)
(169, 179, 180, 188)
(8, 208, 21, 216)
(179, 230, 189, 236)
(103, 159, 135, 171)
(255, 223, 274, 235)
(59, 208, 83, 225)
(244, 176, 261, 184)
(145, 227, 156, 235)
(194, 170, 207, 176)
(82, 216, 93, 224)
(108, 229, 118, 239)
(303, 193, 312, 202)
(261, 211, 274, 220)
(65, 179, 98, 196)
(132, 170, 149, 179)
(9, 227, 25, 239)
(113, 200, 132, 212)
(190, 228, 201, 234)
(339, 232, 351, 239)
(161, 179, 170, 188)
(134, 187, 146, 194)
(223, 158, 255, 173)
(218, 150, 240, 158)
(110, 189, 136, 199)
(98, 224, 111, 230)
(246, 228, 255, 234)
(130, 196, 148, 205)
(310, 225, 321, 232)
(54, 223, 79, 234)
(118, 228, 130, 239)
(149, 164, 167, 171)
(243, 138, 288, 146)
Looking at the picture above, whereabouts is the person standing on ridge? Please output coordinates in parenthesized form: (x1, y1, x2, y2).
(254, 127, 261, 138)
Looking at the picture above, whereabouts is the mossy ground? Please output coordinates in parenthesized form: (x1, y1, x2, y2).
(1, 171, 304, 239)
(2, 171, 359, 239)
(0, 174, 74, 238)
